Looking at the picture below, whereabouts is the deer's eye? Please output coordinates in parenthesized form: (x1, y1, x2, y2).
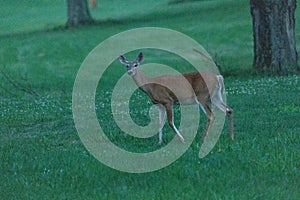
(133, 64, 138, 67)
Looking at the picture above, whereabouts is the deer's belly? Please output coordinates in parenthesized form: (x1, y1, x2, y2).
(178, 97, 197, 105)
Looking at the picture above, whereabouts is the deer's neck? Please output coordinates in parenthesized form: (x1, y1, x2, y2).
(131, 69, 151, 92)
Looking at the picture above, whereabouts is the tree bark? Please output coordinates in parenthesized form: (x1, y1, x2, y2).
(67, 0, 94, 27)
(250, 0, 299, 74)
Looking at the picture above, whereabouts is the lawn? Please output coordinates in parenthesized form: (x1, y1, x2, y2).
(1, 0, 300, 199)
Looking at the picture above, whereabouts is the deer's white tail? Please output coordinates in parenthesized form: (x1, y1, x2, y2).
(211, 75, 225, 109)
(217, 75, 225, 95)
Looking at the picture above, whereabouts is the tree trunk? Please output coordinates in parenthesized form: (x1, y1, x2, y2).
(67, 0, 94, 27)
(250, 0, 299, 74)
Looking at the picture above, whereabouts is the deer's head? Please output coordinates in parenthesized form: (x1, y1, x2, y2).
(119, 52, 144, 76)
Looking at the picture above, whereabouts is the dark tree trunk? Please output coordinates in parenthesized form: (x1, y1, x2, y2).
(250, 0, 299, 74)
(67, 0, 94, 27)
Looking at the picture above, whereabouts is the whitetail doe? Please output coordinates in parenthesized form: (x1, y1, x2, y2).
(119, 52, 234, 144)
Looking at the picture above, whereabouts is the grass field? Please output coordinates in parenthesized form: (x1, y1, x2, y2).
(1, 0, 300, 199)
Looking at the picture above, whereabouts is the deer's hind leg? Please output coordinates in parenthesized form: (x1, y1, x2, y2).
(211, 87, 234, 140)
(195, 97, 215, 140)
(157, 104, 166, 144)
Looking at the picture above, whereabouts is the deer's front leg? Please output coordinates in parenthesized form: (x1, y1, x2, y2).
(157, 105, 166, 144)
(164, 103, 184, 143)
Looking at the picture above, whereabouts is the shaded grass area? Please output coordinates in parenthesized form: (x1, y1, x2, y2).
(1, 0, 300, 199)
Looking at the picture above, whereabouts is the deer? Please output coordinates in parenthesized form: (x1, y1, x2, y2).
(119, 52, 234, 144)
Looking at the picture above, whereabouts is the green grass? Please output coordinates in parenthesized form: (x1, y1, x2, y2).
(1, 0, 300, 199)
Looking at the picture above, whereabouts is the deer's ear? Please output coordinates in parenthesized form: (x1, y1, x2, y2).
(137, 52, 143, 63)
(119, 55, 128, 65)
